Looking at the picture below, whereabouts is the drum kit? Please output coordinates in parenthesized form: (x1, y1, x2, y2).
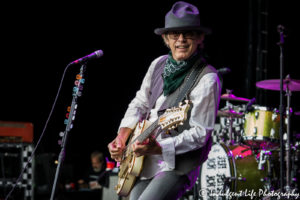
(196, 77, 300, 199)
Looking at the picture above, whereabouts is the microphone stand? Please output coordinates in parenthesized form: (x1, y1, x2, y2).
(50, 63, 87, 200)
(277, 25, 286, 192)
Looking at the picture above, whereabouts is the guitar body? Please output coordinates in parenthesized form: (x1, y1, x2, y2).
(114, 100, 190, 197)
(115, 120, 151, 197)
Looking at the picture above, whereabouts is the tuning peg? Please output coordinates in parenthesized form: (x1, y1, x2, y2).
(179, 122, 184, 125)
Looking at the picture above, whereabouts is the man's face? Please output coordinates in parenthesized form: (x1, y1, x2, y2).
(163, 31, 204, 61)
(91, 157, 103, 172)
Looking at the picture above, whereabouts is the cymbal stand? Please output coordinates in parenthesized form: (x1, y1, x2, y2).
(285, 84, 292, 191)
(226, 101, 234, 145)
(277, 24, 285, 192)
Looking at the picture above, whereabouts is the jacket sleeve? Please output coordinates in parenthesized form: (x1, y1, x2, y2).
(118, 56, 165, 131)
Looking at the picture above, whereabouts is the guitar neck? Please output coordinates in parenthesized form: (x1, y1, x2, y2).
(130, 119, 159, 145)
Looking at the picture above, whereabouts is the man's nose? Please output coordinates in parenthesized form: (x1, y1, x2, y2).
(177, 33, 186, 41)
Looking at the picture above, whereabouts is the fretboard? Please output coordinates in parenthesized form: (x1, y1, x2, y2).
(129, 119, 159, 146)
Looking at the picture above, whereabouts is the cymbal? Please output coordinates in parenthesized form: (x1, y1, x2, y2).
(256, 78, 300, 91)
(217, 109, 244, 118)
(221, 93, 250, 102)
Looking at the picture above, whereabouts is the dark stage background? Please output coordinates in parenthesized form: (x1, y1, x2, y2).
(1, 0, 300, 195)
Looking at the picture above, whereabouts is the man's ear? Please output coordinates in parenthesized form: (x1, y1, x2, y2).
(162, 34, 170, 48)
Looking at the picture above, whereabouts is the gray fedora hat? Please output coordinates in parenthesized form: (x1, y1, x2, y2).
(154, 1, 211, 35)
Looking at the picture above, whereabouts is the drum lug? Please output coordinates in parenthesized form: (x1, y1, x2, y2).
(261, 177, 268, 182)
(255, 111, 259, 119)
(235, 155, 243, 159)
(272, 113, 277, 121)
(270, 128, 275, 139)
(238, 176, 246, 181)
(253, 127, 258, 136)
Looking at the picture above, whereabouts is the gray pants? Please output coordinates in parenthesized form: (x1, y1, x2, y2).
(129, 171, 190, 200)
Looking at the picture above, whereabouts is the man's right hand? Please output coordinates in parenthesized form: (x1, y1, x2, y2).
(107, 127, 132, 162)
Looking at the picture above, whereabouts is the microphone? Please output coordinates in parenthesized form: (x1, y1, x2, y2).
(217, 67, 231, 75)
(246, 97, 256, 112)
(70, 50, 103, 65)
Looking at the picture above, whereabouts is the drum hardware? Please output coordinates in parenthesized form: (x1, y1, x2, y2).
(258, 150, 271, 170)
(221, 90, 251, 102)
(218, 99, 246, 145)
(291, 143, 299, 189)
(245, 97, 256, 113)
(199, 143, 280, 200)
(234, 154, 243, 160)
(223, 176, 247, 185)
(285, 82, 292, 192)
(217, 109, 243, 118)
(256, 74, 300, 192)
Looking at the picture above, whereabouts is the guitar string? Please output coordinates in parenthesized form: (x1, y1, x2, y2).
(122, 118, 159, 158)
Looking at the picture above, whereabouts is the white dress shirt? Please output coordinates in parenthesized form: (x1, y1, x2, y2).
(119, 56, 221, 180)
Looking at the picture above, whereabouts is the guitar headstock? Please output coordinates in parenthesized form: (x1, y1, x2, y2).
(158, 100, 191, 130)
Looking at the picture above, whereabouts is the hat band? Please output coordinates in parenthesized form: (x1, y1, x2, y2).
(165, 13, 200, 29)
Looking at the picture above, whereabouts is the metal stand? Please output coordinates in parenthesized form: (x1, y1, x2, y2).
(50, 64, 86, 200)
(285, 80, 292, 192)
(277, 24, 286, 192)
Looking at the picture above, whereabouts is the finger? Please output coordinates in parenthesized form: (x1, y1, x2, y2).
(108, 140, 117, 149)
(134, 152, 141, 157)
(131, 143, 136, 151)
(110, 151, 120, 157)
(141, 138, 149, 145)
(110, 153, 120, 161)
(116, 138, 122, 148)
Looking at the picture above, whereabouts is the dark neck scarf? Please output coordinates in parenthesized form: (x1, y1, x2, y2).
(162, 51, 200, 96)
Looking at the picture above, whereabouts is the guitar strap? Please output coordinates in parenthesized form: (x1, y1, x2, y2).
(145, 55, 205, 120)
(158, 57, 207, 113)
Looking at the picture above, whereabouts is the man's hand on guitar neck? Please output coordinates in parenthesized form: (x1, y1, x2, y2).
(108, 127, 132, 162)
(131, 136, 162, 157)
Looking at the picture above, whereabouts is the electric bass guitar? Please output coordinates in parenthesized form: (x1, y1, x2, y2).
(115, 100, 190, 197)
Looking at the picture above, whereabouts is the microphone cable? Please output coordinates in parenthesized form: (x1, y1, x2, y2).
(5, 63, 72, 200)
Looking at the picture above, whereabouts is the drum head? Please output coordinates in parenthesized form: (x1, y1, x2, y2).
(199, 143, 234, 199)
(198, 143, 278, 199)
